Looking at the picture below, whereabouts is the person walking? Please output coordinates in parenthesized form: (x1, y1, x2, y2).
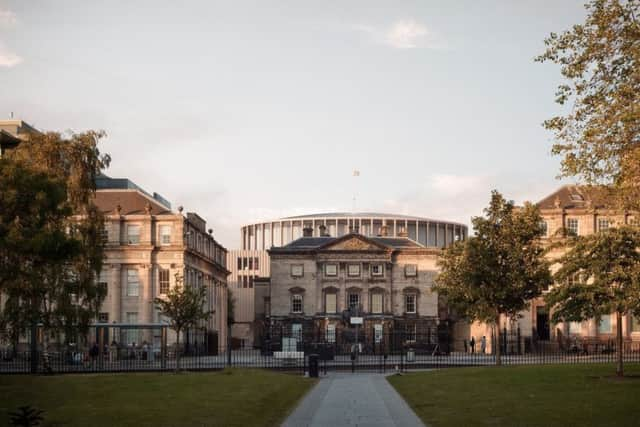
(470, 336, 476, 354)
(481, 336, 486, 354)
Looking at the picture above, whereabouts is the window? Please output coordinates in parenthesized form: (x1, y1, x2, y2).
(159, 225, 171, 245)
(292, 323, 302, 340)
(243, 276, 248, 288)
(632, 316, 640, 333)
(325, 293, 337, 313)
(405, 264, 417, 277)
(405, 323, 416, 343)
(540, 221, 548, 237)
(248, 257, 253, 270)
(566, 218, 579, 236)
(629, 217, 639, 227)
(325, 263, 338, 277)
(326, 324, 336, 343)
(125, 312, 138, 344)
(291, 294, 303, 313)
(237, 277, 242, 288)
(291, 264, 304, 277)
(374, 324, 383, 343)
(598, 315, 612, 334)
(159, 268, 170, 294)
(347, 264, 361, 277)
(249, 276, 254, 289)
(97, 281, 108, 296)
(237, 257, 243, 270)
(348, 293, 360, 312)
(371, 293, 383, 314)
(101, 225, 109, 244)
(98, 312, 109, 323)
(598, 218, 610, 232)
(127, 225, 141, 245)
(569, 321, 581, 334)
(405, 294, 416, 314)
(371, 264, 384, 276)
(126, 269, 139, 297)
(254, 257, 259, 270)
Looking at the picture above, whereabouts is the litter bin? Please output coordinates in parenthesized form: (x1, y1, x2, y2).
(309, 354, 319, 378)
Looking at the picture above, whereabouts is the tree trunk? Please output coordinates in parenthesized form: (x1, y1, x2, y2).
(495, 315, 502, 366)
(616, 311, 624, 377)
(175, 329, 181, 373)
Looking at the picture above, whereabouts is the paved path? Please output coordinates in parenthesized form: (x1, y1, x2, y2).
(282, 372, 426, 427)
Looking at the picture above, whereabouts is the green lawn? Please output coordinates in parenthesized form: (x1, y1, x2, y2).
(388, 364, 640, 427)
(0, 369, 316, 427)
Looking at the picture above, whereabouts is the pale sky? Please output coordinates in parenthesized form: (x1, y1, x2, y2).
(0, 1, 586, 248)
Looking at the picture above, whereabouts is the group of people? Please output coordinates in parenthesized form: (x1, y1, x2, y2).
(463, 336, 487, 354)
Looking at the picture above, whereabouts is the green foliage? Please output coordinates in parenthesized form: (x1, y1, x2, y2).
(0, 129, 110, 344)
(435, 191, 552, 364)
(154, 274, 211, 371)
(536, 0, 640, 208)
(546, 226, 640, 376)
(9, 405, 44, 427)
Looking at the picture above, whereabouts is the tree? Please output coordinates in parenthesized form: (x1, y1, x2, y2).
(154, 274, 212, 372)
(536, 0, 640, 208)
(435, 191, 553, 365)
(0, 160, 83, 350)
(1, 130, 110, 345)
(545, 226, 640, 377)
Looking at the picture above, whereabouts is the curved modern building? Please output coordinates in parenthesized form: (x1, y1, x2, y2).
(240, 212, 467, 251)
(228, 212, 467, 347)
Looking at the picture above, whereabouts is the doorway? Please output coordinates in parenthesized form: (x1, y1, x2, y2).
(536, 306, 550, 341)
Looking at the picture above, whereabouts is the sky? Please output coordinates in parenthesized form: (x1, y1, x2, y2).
(0, 1, 587, 248)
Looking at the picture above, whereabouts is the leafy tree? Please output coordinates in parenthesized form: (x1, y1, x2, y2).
(1, 130, 110, 347)
(435, 191, 553, 365)
(546, 226, 640, 377)
(0, 160, 83, 350)
(9, 405, 45, 427)
(536, 0, 640, 208)
(154, 274, 212, 372)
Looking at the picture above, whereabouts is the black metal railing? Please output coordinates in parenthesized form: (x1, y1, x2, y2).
(3, 331, 640, 374)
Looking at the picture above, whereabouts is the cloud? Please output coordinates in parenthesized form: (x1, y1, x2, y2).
(430, 174, 490, 195)
(0, 9, 17, 27)
(354, 19, 445, 50)
(0, 42, 22, 67)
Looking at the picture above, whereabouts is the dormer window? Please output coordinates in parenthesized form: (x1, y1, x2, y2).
(570, 194, 584, 202)
(291, 264, 304, 277)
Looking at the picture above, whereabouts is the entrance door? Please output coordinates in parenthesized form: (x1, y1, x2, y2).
(536, 307, 550, 341)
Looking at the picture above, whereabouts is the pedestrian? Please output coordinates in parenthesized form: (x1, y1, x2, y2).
(481, 336, 486, 354)
(89, 342, 99, 362)
(470, 336, 476, 353)
(463, 339, 468, 353)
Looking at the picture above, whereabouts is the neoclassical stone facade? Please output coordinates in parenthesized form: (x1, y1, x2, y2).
(265, 227, 444, 348)
(91, 176, 230, 351)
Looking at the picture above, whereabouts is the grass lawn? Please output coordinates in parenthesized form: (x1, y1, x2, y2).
(0, 369, 316, 427)
(388, 364, 640, 427)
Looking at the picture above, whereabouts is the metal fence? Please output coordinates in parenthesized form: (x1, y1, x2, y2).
(3, 330, 640, 374)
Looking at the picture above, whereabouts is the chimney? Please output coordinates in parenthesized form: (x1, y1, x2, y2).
(379, 225, 388, 237)
(303, 227, 313, 237)
(319, 225, 329, 237)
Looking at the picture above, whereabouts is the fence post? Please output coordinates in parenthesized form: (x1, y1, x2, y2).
(30, 323, 38, 374)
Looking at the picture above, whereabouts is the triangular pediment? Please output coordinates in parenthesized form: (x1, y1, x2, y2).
(320, 234, 388, 252)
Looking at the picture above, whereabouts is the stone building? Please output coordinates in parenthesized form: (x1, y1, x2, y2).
(265, 226, 445, 348)
(91, 175, 230, 351)
(229, 213, 467, 347)
(461, 185, 640, 351)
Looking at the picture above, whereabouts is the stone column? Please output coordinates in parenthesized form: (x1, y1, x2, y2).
(112, 264, 122, 323)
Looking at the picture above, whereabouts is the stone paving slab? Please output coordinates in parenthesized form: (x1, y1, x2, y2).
(281, 372, 426, 427)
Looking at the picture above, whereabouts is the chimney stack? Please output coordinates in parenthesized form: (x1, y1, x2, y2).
(303, 227, 313, 237)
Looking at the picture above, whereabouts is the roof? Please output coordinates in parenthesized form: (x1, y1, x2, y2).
(270, 233, 427, 253)
(94, 189, 173, 215)
(536, 185, 614, 210)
